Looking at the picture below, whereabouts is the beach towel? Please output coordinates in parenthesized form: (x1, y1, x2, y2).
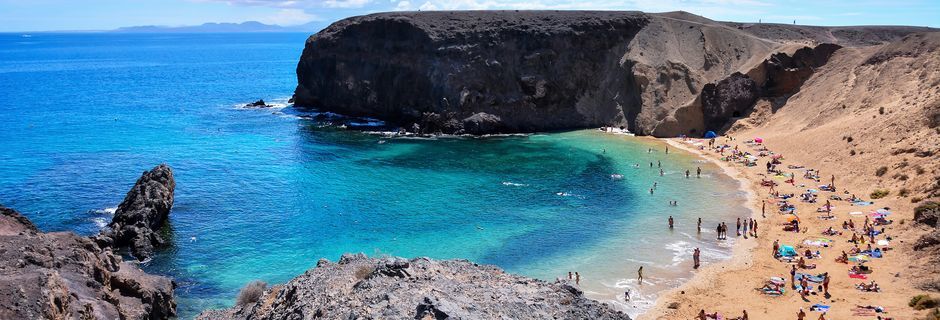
(849, 255, 870, 263)
(795, 273, 826, 283)
(849, 211, 864, 216)
(810, 304, 830, 312)
(849, 273, 868, 279)
(852, 201, 873, 206)
(861, 249, 883, 258)
(803, 238, 832, 247)
(877, 239, 890, 246)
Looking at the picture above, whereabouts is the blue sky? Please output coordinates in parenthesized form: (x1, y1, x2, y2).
(1, 0, 938, 32)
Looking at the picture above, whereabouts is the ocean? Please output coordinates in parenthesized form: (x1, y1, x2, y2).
(0, 32, 749, 319)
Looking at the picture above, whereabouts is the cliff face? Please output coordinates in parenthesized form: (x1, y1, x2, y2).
(0, 207, 176, 319)
(293, 11, 932, 136)
(198, 254, 630, 320)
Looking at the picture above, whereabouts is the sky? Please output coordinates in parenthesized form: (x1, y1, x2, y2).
(1, 0, 938, 32)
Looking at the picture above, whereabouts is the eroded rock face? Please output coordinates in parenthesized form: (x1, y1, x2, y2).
(293, 11, 926, 136)
(197, 254, 630, 320)
(97, 164, 175, 261)
(0, 206, 176, 319)
(294, 11, 649, 134)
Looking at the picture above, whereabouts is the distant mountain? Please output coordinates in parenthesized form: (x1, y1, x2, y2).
(113, 21, 326, 33)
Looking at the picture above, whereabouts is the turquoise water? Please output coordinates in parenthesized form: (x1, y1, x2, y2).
(0, 33, 749, 318)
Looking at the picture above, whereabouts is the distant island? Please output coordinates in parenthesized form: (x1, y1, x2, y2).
(112, 21, 325, 33)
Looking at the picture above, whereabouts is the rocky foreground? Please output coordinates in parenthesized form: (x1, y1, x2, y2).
(0, 164, 177, 319)
(198, 254, 630, 320)
(292, 10, 933, 136)
(0, 206, 175, 319)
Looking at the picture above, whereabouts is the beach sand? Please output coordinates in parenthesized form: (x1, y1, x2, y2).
(638, 136, 931, 320)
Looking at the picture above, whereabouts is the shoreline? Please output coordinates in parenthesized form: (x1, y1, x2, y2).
(638, 138, 765, 319)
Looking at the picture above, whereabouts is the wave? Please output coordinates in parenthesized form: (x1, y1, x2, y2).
(502, 181, 527, 187)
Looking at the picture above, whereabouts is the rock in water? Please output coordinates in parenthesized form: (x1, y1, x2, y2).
(0, 206, 176, 319)
(197, 254, 631, 320)
(244, 99, 268, 108)
(100, 164, 175, 260)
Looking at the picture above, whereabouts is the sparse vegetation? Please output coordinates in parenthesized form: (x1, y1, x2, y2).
(917, 166, 927, 175)
(913, 197, 924, 203)
(925, 307, 940, 320)
(911, 294, 939, 310)
(895, 173, 910, 181)
(879, 106, 885, 114)
(900, 188, 910, 197)
(847, 136, 854, 143)
(354, 265, 375, 280)
(875, 166, 889, 177)
(850, 150, 856, 156)
(236, 280, 267, 306)
(871, 189, 890, 199)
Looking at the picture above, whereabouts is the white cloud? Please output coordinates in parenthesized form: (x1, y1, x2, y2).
(192, 0, 372, 9)
(259, 8, 321, 24)
(394, 0, 412, 10)
(323, 0, 373, 8)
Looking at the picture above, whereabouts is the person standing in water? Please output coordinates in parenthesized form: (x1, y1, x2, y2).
(736, 218, 742, 236)
(575, 272, 580, 285)
(568, 271, 572, 280)
(685, 170, 690, 178)
(657, 160, 661, 168)
(668, 216, 674, 229)
(697, 167, 701, 178)
(637, 266, 644, 285)
(697, 217, 702, 233)
(665, 146, 669, 154)
(660, 168, 664, 176)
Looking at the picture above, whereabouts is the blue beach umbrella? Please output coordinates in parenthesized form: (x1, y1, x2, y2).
(704, 131, 718, 138)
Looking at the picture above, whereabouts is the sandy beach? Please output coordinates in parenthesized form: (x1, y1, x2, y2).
(638, 136, 931, 320)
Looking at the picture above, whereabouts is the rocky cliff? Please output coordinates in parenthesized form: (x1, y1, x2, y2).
(198, 254, 629, 320)
(0, 206, 176, 319)
(293, 11, 933, 136)
(96, 164, 175, 261)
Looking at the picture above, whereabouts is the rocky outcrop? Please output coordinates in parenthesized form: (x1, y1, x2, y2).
(197, 254, 630, 320)
(293, 11, 930, 136)
(0, 206, 176, 319)
(244, 99, 270, 108)
(96, 164, 175, 261)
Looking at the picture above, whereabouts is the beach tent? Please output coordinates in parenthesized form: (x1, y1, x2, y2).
(704, 131, 718, 138)
(778, 245, 798, 257)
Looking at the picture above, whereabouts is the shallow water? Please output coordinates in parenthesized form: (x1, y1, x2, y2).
(0, 33, 749, 318)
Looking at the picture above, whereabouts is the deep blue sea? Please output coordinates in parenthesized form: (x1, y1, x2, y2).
(0, 33, 749, 318)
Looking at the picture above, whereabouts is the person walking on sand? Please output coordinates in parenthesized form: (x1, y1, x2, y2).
(693, 247, 700, 269)
(762, 201, 766, 218)
(637, 266, 644, 285)
(697, 167, 701, 178)
(823, 272, 830, 296)
(575, 272, 580, 285)
(798, 308, 806, 320)
(773, 239, 780, 258)
(790, 265, 797, 289)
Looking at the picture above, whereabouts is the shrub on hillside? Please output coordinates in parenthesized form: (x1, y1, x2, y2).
(871, 189, 890, 199)
(236, 280, 267, 306)
(875, 166, 889, 177)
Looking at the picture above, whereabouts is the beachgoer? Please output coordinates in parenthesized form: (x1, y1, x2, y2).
(650, 188, 654, 194)
(660, 169, 664, 176)
(637, 266, 644, 284)
(822, 272, 830, 296)
(773, 239, 779, 257)
(575, 272, 580, 285)
(818, 312, 826, 320)
(717, 224, 722, 240)
(693, 247, 700, 269)
(686, 169, 690, 178)
(668, 216, 674, 229)
(736, 218, 741, 236)
(665, 146, 669, 154)
(697, 167, 701, 178)
(568, 271, 572, 280)
(798, 308, 806, 320)
(742, 310, 749, 320)
(697, 218, 702, 233)
(658, 160, 661, 168)
(624, 289, 631, 301)
(790, 265, 797, 289)
(697, 310, 706, 320)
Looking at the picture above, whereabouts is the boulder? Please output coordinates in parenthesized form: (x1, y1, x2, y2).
(99, 164, 175, 261)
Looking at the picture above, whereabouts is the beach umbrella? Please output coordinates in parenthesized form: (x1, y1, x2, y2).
(704, 131, 718, 138)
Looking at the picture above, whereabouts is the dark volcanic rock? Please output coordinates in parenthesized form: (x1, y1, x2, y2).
(197, 254, 630, 320)
(98, 164, 175, 261)
(0, 206, 175, 319)
(294, 11, 649, 134)
(700, 72, 759, 130)
(244, 99, 269, 108)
